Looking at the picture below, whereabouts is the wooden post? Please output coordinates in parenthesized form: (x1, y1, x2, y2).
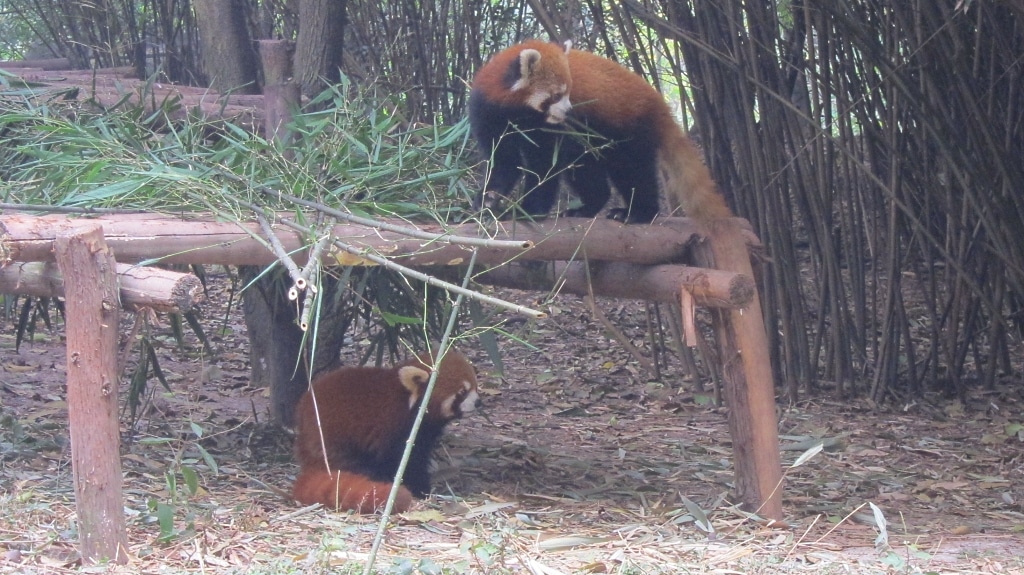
(54, 225, 129, 564)
(693, 220, 783, 520)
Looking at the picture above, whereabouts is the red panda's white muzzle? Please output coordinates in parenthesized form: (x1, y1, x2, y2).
(546, 96, 571, 124)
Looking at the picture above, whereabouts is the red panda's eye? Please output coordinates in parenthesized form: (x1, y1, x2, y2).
(542, 94, 561, 111)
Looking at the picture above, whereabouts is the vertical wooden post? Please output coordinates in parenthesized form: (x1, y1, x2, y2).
(693, 220, 783, 520)
(54, 225, 128, 564)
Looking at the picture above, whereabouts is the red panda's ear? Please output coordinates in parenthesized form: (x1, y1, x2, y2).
(562, 40, 572, 53)
(399, 365, 430, 408)
(513, 48, 543, 91)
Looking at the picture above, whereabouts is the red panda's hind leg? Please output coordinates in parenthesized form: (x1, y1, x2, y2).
(605, 202, 659, 224)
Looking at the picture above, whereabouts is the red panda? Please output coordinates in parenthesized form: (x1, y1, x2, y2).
(469, 39, 732, 224)
(292, 348, 480, 513)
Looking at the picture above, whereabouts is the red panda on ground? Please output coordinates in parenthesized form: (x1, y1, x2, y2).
(469, 39, 732, 224)
(292, 348, 480, 513)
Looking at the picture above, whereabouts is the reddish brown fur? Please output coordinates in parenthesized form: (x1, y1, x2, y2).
(292, 470, 413, 514)
(471, 40, 571, 109)
(470, 40, 732, 222)
(292, 349, 480, 513)
(565, 49, 732, 221)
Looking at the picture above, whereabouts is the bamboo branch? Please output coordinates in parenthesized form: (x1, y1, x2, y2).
(252, 185, 533, 251)
(254, 211, 305, 300)
(278, 217, 547, 319)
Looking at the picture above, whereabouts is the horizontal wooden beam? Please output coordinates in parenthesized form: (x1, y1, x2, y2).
(0, 261, 203, 314)
(479, 261, 754, 308)
(0, 213, 755, 267)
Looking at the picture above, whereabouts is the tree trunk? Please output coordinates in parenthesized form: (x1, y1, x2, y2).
(239, 266, 347, 427)
(294, 0, 348, 98)
(194, 0, 259, 94)
(259, 40, 300, 149)
(479, 261, 754, 308)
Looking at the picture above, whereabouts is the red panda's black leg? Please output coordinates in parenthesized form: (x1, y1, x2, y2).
(402, 422, 445, 498)
(606, 187, 660, 223)
(474, 134, 524, 214)
(402, 452, 433, 498)
(517, 174, 561, 217)
(516, 131, 562, 217)
(469, 87, 533, 215)
(564, 157, 612, 218)
(606, 141, 661, 223)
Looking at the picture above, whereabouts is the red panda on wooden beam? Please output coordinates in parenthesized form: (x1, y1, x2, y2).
(292, 349, 480, 513)
(469, 39, 732, 224)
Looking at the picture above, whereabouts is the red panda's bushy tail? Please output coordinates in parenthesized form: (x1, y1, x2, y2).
(658, 126, 733, 222)
(293, 469, 414, 514)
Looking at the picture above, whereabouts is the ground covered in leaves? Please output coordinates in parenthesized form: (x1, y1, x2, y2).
(1, 271, 1023, 574)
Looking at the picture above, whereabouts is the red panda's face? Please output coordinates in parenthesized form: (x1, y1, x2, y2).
(528, 83, 571, 124)
(437, 371, 480, 419)
(399, 350, 481, 422)
(511, 42, 572, 124)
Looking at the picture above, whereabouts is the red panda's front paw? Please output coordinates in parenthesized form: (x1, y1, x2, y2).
(479, 190, 507, 212)
(474, 190, 513, 219)
(477, 191, 550, 221)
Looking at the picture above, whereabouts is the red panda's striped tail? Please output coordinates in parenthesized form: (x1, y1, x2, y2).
(658, 126, 733, 222)
(293, 470, 414, 514)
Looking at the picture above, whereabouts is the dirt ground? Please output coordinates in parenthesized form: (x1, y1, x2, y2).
(1, 270, 1023, 574)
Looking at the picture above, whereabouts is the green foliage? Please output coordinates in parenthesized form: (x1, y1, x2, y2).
(10, 296, 60, 351)
(0, 79, 476, 220)
(0, 78, 484, 433)
(126, 335, 171, 421)
(137, 421, 215, 545)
